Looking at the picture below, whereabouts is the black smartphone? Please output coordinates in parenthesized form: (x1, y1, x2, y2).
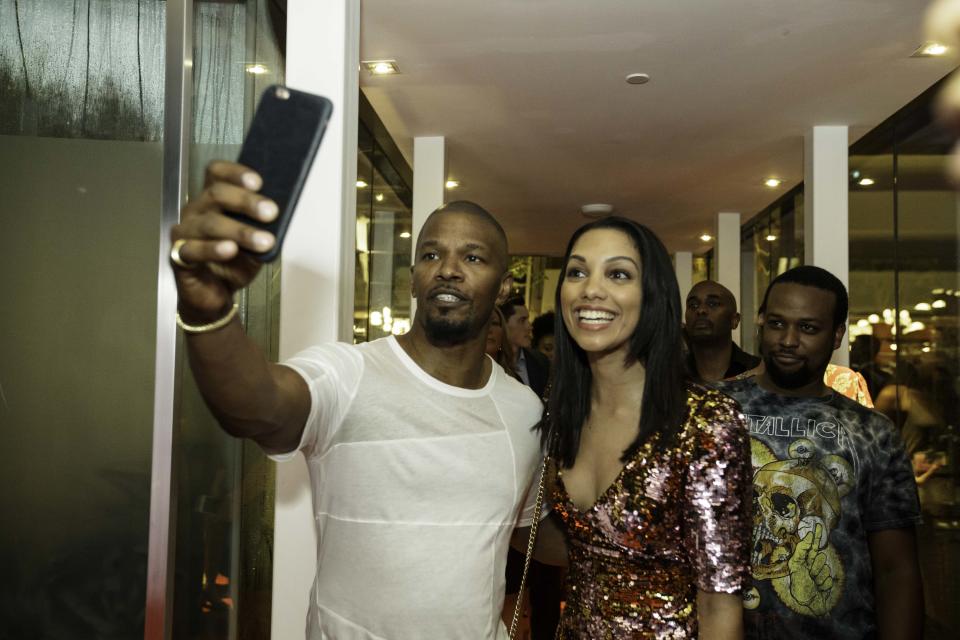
(233, 84, 333, 262)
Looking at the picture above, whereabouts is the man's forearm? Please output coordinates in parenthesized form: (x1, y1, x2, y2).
(874, 565, 923, 640)
(185, 317, 308, 451)
(869, 528, 924, 640)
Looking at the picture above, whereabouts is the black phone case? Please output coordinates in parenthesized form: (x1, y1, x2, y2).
(233, 85, 333, 262)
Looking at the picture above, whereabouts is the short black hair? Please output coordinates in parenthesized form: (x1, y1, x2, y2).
(760, 265, 848, 330)
(499, 295, 526, 321)
(532, 312, 555, 348)
(418, 200, 509, 270)
(687, 279, 737, 312)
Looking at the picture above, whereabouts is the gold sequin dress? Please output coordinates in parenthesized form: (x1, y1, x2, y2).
(553, 385, 752, 638)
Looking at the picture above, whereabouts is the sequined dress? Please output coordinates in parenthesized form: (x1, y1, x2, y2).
(553, 385, 752, 638)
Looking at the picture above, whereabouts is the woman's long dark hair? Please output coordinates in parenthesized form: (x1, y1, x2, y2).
(543, 216, 689, 468)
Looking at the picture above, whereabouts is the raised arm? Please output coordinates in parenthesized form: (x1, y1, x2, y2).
(171, 161, 310, 454)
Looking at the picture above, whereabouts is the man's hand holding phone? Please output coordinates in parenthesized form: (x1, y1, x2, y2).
(170, 160, 278, 325)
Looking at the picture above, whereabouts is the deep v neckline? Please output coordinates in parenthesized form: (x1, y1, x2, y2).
(557, 457, 639, 514)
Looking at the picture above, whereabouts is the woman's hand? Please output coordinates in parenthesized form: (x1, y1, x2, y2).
(697, 590, 744, 640)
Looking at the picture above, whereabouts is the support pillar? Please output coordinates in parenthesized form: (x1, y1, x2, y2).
(412, 136, 446, 248)
(273, 1, 359, 637)
(411, 136, 446, 312)
(715, 212, 742, 345)
(674, 251, 693, 313)
(804, 125, 849, 364)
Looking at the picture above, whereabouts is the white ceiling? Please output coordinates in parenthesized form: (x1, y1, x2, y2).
(359, 0, 956, 255)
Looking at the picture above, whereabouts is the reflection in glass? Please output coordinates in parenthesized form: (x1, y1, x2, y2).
(172, 2, 283, 638)
(354, 111, 413, 343)
(848, 82, 960, 639)
(740, 187, 804, 351)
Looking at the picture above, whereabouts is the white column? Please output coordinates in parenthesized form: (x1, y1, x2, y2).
(715, 212, 742, 344)
(804, 125, 849, 365)
(412, 136, 446, 247)
(740, 246, 757, 352)
(411, 136, 446, 312)
(273, 1, 359, 638)
(674, 251, 693, 312)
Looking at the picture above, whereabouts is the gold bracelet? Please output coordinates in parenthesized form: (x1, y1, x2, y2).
(176, 303, 239, 334)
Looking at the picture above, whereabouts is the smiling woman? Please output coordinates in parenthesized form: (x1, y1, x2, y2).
(541, 216, 753, 639)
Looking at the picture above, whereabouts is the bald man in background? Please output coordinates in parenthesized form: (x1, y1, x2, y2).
(684, 280, 760, 382)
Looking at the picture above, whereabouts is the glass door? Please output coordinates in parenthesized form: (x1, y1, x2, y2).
(171, 1, 285, 638)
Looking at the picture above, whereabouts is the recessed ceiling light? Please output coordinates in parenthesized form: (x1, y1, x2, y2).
(912, 42, 949, 57)
(445, 180, 459, 189)
(375, 193, 384, 202)
(356, 180, 368, 188)
(764, 178, 782, 188)
(580, 203, 614, 218)
(932, 299, 947, 309)
(915, 302, 932, 311)
(362, 60, 400, 75)
(858, 178, 875, 186)
(765, 234, 778, 242)
(245, 64, 269, 75)
(399, 231, 411, 239)
(699, 233, 713, 242)
(625, 73, 650, 85)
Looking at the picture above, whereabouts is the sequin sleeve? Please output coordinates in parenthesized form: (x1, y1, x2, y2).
(682, 391, 753, 593)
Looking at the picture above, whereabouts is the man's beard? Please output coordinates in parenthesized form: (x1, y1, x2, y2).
(423, 311, 476, 345)
(763, 351, 827, 389)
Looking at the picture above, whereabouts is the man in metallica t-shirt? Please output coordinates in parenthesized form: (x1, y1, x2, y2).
(719, 266, 923, 640)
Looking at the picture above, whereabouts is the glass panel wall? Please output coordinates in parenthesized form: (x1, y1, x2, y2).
(172, 1, 284, 638)
(0, 1, 165, 635)
(739, 187, 804, 352)
(848, 80, 960, 639)
(353, 94, 413, 343)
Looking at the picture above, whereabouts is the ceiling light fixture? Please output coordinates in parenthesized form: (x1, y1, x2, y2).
(625, 73, 650, 85)
(445, 180, 459, 189)
(912, 42, 949, 57)
(764, 178, 782, 188)
(356, 180, 368, 188)
(399, 231, 411, 239)
(375, 193, 384, 202)
(765, 234, 778, 242)
(915, 302, 932, 311)
(580, 203, 614, 218)
(932, 299, 947, 309)
(858, 178, 875, 186)
(362, 60, 400, 75)
(245, 64, 269, 75)
(699, 233, 713, 242)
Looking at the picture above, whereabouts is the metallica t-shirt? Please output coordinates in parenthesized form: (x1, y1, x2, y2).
(717, 377, 920, 640)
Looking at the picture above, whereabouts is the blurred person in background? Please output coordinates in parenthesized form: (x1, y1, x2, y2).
(500, 295, 551, 398)
(532, 311, 556, 363)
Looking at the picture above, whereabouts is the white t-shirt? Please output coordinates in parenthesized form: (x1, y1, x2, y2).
(273, 336, 544, 640)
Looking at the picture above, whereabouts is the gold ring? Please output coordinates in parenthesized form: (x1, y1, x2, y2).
(170, 238, 196, 269)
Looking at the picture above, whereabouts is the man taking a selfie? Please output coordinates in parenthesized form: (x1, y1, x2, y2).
(169, 161, 544, 639)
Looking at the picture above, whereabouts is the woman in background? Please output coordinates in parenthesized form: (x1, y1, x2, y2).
(543, 216, 752, 639)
